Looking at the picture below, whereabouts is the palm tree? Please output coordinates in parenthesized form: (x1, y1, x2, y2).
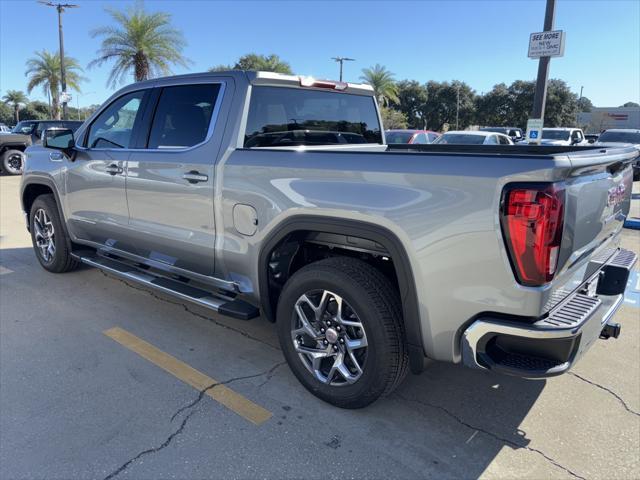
(89, 4, 189, 87)
(25, 50, 85, 119)
(360, 64, 399, 106)
(209, 54, 293, 74)
(2, 90, 28, 124)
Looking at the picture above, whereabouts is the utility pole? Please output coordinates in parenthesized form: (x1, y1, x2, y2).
(40, 2, 78, 120)
(530, 0, 556, 122)
(455, 84, 460, 130)
(331, 57, 355, 82)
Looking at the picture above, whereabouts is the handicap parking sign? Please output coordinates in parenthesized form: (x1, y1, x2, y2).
(530, 130, 539, 139)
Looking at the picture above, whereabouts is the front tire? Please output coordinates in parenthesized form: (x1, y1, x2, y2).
(2, 149, 25, 175)
(276, 257, 408, 408)
(29, 194, 79, 273)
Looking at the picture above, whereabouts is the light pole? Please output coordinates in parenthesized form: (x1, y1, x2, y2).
(76, 92, 96, 120)
(455, 84, 460, 130)
(579, 85, 584, 100)
(531, 0, 556, 122)
(40, 1, 79, 120)
(331, 57, 355, 82)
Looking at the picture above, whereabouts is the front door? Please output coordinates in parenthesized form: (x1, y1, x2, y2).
(64, 89, 148, 253)
(126, 82, 225, 277)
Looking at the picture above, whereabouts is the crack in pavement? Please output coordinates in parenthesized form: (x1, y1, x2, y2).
(99, 271, 281, 351)
(568, 372, 640, 417)
(395, 393, 587, 480)
(103, 361, 286, 480)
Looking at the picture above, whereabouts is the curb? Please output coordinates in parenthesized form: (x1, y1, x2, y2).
(624, 218, 640, 230)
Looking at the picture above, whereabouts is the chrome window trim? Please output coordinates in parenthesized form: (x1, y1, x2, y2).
(75, 81, 226, 154)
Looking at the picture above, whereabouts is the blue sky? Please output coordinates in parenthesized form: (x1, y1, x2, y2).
(1, 0, 638, 109)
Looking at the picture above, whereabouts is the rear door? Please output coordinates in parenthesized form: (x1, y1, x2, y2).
(126, 81, 226, 277)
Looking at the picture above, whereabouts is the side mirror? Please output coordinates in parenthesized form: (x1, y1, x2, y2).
(43, 128, 75, 154)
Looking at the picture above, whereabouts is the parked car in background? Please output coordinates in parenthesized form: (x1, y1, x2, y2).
(540, 128, 588, 146)
(0, 131, 32, 175)
(0, 123, 10, 133)
(11, 120, 83, 144)
(480, 126, 524, 143)
(595, 129, 640, 180)
(585, 133, 599, 144)
(385, 129, 440, 144)
(434, 130, 513, 145)
(0, 120, 84, 175)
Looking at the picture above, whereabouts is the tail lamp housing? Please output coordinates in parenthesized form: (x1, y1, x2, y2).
(500, 184, 565, 286)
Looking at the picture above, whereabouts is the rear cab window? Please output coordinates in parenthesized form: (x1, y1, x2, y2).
(244, 86, 382, 147)
(147, 84, 221, 149)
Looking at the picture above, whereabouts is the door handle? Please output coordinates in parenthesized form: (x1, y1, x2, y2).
(105, 164, 123, 175)
(182, 171, 208, 184)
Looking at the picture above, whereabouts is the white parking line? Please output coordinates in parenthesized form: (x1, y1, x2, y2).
(0, 266, 14, 275)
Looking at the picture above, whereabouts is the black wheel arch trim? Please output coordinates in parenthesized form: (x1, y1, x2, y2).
(258, 215, 426, 373)
(21, 177, 66, 233)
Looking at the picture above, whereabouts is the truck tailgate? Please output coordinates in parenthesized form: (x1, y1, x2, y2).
(548, 147, 636, 305)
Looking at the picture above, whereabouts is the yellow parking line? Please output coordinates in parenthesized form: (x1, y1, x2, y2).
(103, 327, 272, 425)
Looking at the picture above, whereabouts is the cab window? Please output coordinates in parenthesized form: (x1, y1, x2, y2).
(86, 91, 146, 149)
(147, 84, 221, 149)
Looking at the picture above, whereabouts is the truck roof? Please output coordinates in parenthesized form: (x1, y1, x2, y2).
(115, 70, 376, 96)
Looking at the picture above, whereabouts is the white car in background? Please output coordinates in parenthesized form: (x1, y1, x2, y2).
(540, 127, 588, 146)
(433, 130, 514, 145)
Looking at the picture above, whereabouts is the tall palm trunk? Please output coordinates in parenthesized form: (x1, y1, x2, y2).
(50, 85, 61, 120)
(133, 51, 149, 82)
(13, 105, 19, 124)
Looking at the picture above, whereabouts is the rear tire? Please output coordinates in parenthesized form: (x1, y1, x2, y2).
(276, 256, 408, 408)
(29, 194, 79, 273)
(2, 149, 25, 175)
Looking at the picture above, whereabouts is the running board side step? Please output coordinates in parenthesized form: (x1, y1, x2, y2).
(73, 251, 259, 320)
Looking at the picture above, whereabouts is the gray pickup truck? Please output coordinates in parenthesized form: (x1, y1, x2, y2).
(20, 71, 638, 408)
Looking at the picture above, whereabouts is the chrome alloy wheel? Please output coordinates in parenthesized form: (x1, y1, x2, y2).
(33, 208, 56, 262)
(291, 290, 368, 386)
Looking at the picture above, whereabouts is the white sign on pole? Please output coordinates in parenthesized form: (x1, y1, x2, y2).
(526, 118, 544, 144)
(60, 91, 72, 103)
(528, 30, 565, 58)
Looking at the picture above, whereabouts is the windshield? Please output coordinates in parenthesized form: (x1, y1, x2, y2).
(11, 121, 36, 135)
(597, 131, 640, 144)
(434, 133, 486, 145)
(386, 132, 414, 144)
(245, 86, 382, 147)
(542, 129, 570, 140)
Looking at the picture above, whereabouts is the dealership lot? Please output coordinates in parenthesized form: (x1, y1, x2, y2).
(1, 175, 639, 479)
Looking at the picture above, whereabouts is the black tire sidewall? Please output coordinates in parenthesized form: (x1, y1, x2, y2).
(276, 261, 400, 408)
(2, 149, 24, 175)
(29, 196, 68, 272)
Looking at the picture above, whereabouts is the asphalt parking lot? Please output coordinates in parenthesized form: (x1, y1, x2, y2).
(1, 174, 639, 480)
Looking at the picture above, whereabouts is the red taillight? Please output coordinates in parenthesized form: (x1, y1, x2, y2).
(501, 184, 565, 286)
(299, 76, 348, 90)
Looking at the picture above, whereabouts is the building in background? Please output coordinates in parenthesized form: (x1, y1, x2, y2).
(578, 107, 640, 133)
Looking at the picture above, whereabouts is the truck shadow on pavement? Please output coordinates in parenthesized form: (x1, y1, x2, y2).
(1, 246, 553, 479)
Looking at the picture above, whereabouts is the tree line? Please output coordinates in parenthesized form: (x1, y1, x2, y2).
(2, 2, 637, 129)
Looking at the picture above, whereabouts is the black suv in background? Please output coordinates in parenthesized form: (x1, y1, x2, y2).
(10, 120, 83, 144)
(0, 120, 83, 175)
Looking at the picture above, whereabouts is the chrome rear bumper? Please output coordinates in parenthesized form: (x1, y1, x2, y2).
(461, 248, 636, 378)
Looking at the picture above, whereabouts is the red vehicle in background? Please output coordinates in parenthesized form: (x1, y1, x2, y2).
(385, 129, 441, 144)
